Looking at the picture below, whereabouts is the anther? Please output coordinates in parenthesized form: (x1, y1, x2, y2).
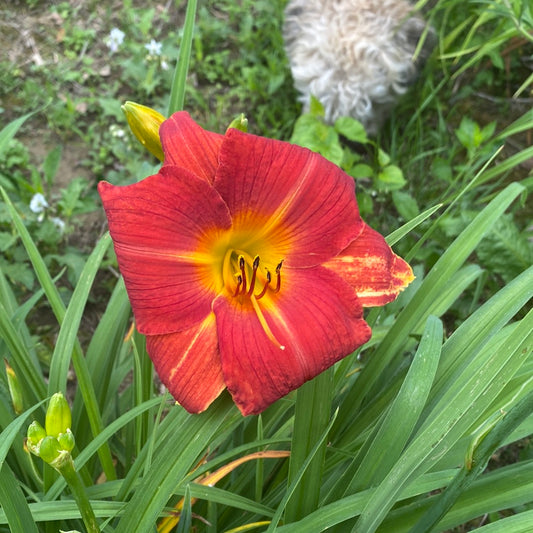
(238, 255, 247, 293)
(273, 260, 283, 293)
(233, 274, 243, 297)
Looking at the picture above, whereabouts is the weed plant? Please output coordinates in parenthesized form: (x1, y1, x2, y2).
(0, 0, 532, 531)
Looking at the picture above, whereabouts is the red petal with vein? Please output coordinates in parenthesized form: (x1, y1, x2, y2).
(146, 313, 225, 413)
(215, 129, 363, 267)
(325, 223, 415, 307)
(98, 166, 232, 335)
(213, 266, 371, 415)
(160, 112, 224, 184)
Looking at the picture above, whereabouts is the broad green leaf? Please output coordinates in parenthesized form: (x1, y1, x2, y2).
(0, 463, 39, 533)
(410, 388, 533, 532)
(267, 409, 339, 531)
(285, 368, 334, 521)
(354, 307, 533, 532)
(344, 316, 443, 495)
(114, 397, 238, 533)
(475, 510, 533, 533)
(47, 234, 111, 394)
(381, 461, 533, 532)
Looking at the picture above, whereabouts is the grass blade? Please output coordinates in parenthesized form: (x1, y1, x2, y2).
(47, 233, 111, 394)
(0, 463, 39, 533)
(168, 0, 197, 114)
(285, 368, 334, 521)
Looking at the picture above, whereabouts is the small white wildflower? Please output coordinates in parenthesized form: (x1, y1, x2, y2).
(144, 39, 163, 56)
(105, 27, 125, 53)
(29, 193, 49, 214)
(160, 59, 170, 71)
(110, 124, 126, 138)
(51, 217, 66, 234)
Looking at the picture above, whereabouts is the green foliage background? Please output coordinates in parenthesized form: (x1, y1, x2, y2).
(0, 0, 532, 531)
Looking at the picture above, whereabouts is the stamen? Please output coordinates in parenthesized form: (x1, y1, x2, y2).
(255, 270, 271, 300)
(246, 256, 261, 297)
(250, 295, 285, 350)
(273, 260, 283, 293)
(238, 256, 247, 293)
(233, 274, 243, 297)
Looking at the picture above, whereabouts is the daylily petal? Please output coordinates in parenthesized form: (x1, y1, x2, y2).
(98, 166, 232, 335)
(146, 313, 225, 413)
(160, 112, 224, 184)
(325, 223, 415, 307)
(215, 129, 364, 267)
(213, 266, 371, 415)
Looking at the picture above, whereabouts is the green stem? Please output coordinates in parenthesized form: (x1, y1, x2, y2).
(58, 456, 100, 533)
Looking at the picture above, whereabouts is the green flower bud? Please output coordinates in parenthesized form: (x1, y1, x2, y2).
(122, 101, 165, 161)
(45, 392, 72, 438)
(57, 428, 75, 453)
(26, 420, 46, 455)
(39, 436, 62, 465)
(4, 359, 23, 414)
(226, 113, 248, 133)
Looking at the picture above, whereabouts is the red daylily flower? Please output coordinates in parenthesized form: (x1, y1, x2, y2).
(98, 112, 413, 416)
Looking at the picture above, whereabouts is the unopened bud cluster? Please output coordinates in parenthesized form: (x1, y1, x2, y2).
(27, 393, 75, 469)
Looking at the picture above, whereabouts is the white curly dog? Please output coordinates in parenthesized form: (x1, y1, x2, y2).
(284, 0, 435, 134)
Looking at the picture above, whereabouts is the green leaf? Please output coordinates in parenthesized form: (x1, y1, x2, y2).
(42, 145, 62, 188)
(475, 510, 533, 533)
(376, 165, 406, 190)
(392, 190, 420, 221)
(355, 303, 533, 533)
(168, 0, 197, 114)
(345, 316, 443, 494)
(285, 368, 334, 521)
(47, 233, 111, 395)
(0, 464, 39, 533)
(176, 485, 192, 533)
(268, 409, 339, 531)
(114, 397, 237, 533)
(334, 117, 368, 144)
(290, 114, 343, 165)
(410, 386, 533, 532)
(386, 203, 442, 246)
(0, 113, 35, 159)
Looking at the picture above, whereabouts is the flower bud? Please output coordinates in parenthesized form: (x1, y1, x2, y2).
(122, 101, 165, 161)
(4, 359, 23, 414)
(39, 436, 62, 465)
(226, 113, 248, 133)
(57, 428, 76, 453)
(45, 392, 72, 438)
(27, 420, 46, 455)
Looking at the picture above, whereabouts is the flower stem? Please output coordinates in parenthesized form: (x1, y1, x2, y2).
(57, 456, 100, 533)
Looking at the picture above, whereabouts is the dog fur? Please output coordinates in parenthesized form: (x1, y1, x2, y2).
(283, 0, 435, 134)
